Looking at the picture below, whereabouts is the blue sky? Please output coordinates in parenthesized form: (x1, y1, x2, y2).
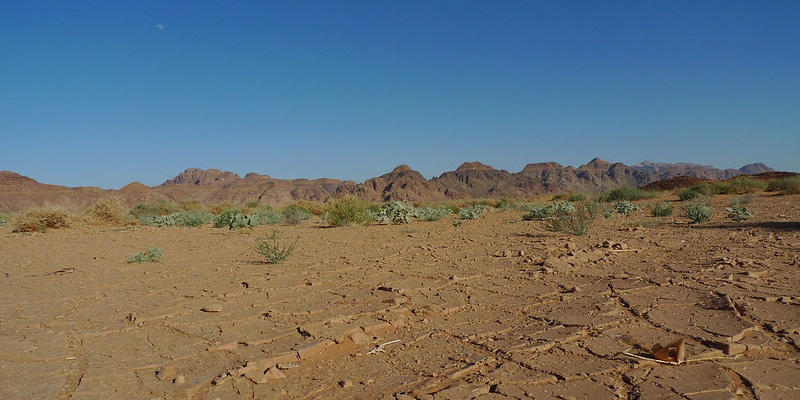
(2, 1, 798, 189)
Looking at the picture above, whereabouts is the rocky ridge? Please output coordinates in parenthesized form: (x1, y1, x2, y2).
(0, 159, 785, 212)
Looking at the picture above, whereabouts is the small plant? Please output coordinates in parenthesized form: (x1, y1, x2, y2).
(521, 203, 552, 221)
(684, 200, 714, 224)
(459, 204, 488, 220)
(452, 219, 465, 227)
(495, 198, 519, 210)
(128, 247, 163, 263)
(612, 200, 639, 217)
(254, 231, 297, 264)
(323, 196, 373, 227)
(604, 186, 657, 202)
(416, 206, 452, 221)
(282, 205, 312, 225)
(179, 198, 204, 212)
(652, 202, 674, 217)
(545, 203, 594, 236)
(726, 205, 753, 222)
(376, 201, 416, 224)
(0, 214, 8, 227)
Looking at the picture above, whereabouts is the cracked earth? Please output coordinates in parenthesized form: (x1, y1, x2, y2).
(1, 194, 799, 399)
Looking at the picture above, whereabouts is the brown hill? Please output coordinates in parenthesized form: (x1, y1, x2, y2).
(0, 160, 788, 213)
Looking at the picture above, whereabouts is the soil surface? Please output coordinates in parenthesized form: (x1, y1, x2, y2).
(1, 194, 799, 399)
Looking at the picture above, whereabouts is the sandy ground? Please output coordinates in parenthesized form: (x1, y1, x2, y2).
(1, 194, 799, 400)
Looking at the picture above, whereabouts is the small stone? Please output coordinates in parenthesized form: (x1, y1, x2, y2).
(276, 362, 301, 370)
(156, 365, 176, 381)
(201, 304, 223, 313)
(174, 375, 186, 384)
(339, 380, 353, 388)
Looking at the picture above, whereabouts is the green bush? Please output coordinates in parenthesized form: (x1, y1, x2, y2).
(177, 210, 214, 227)
(567, 193, 587, 202)
(254, 231, 297, 264)
(249, 206, 283, 226)
(416, 206, 452, 221)
(0, 214, 9, 227)
(652, 202, 674, 217)
(282, 205, 312, 225)
(678, 189, 703, 201)
(141, 213, 180, 227)
(722, 177, 767, 194)
(726, 206, 753, 222)
(684, 200, 714, 224)
(604, 186, 657, 202)
(766, 176, 800, 195)
(323, 196, 373, 227)
(612, 200, 639, 216)
(545, 203, 594, 236)
(521, 201, 575, 221)
(128, 247, 163, 263)
(129, 199, 182, 219)
(375, 201, 416, 224)
(689, 183, 718, 196)
(459, 204, 488, 220)
(215, 210, 254, 229)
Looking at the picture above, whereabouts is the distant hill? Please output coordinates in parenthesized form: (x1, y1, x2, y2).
(0, 159, 789, 212)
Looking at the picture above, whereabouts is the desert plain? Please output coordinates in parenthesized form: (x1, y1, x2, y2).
(1, 193, 799, 399)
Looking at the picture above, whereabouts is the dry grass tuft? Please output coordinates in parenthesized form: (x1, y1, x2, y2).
(13, 207, 74, 232)
(86, 198, 132, 226)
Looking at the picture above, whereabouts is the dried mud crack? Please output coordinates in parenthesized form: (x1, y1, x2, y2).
(0, 194, 798, 399)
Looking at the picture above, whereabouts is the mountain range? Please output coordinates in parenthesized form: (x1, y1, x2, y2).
(0, 159, 780, 213)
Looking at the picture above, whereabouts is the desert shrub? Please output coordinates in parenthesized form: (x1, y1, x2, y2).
(128, 247, 163, 263)
(678, 189, 701, 201)
(567, 193, 587, 202)
(13, 207, 73, 232)
(604, 186, 657, 202)
(323, 196, 373, 227)
(141, 213, 180, 227)
(766, 176, 800, 195)
(416, 206, 452, 221)
(208, 202, 238, 216)
(521, 201, 575, 221)
(612, 200, 640, 216)
(250, 206, 283, 226)
(86, 198, 131, 226)
(282, 205, 312, 225)
(521, 203, 552, 221)
(294, 201, 329, 216)
(495, 198, 520, 210)
(129, 199, 181, 219)
(0, 214, 8, 227)
(375, 201, 416, 224)
(214, 209, 254, 229)
(687, 183, 718, 197)
(585, 201, 606, 219)
(254, 231, 297, 264)
(179, 198, 205, 212)
(546, 203, 594, 236)
(459, 204, 488, 220)
(652, 202, 674, 217)
(721, 178, 767, 194)
(732, 194, 757, 205)
(726, 205, 753, 222)
(176, 210, 214, 227)
(684, 200, 714, 224)
(246, 200, 261, 209)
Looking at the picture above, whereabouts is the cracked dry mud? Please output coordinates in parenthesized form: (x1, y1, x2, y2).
(1, 194, 798, 399)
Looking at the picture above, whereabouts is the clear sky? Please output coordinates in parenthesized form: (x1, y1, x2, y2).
(2, 1, 798, 189)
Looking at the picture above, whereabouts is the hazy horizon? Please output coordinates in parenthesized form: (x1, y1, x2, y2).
(3, 1, 798, 189)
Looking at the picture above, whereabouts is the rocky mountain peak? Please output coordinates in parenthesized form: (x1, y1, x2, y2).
(161, 168, 241, 186)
